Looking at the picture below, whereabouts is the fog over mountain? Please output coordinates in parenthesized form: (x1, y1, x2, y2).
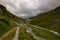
(0, 0, 60, 19)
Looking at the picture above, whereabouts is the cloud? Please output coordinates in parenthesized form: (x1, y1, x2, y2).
(0, 0, 60, 19)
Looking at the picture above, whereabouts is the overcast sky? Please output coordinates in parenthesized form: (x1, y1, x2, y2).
(0, 0, 60, 19)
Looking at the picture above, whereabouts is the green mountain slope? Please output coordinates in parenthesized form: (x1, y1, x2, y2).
(0, 5, 22, 37)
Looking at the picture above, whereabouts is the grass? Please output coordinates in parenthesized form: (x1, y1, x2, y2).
(30, 26, 60, 40)
(2, 27, 17, 40)
(19, 27, 36, 40)
(0, 15, 16, 37)
(0, 5, 19, 37)
(30, 7, 60, 33)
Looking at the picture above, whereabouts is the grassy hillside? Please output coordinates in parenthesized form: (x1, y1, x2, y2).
(30, 7, 60, 33)
(0, 5, 21, 37)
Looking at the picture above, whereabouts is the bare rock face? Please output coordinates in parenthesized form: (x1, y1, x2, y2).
(0, 0, 60, 19)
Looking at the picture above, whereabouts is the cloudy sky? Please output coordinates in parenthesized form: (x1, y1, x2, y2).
(0, 0, 60, 19)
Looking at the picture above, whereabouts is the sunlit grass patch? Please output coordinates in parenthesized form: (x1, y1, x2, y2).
(0, 16, 16, 37)
(2, 27, 17, 40)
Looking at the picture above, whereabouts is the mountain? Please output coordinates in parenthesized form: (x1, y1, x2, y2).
(0, 5, 60, 40)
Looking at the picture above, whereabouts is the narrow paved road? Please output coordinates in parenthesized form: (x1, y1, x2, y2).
(12, 27, 20, 40)
(28, 24, 60, 36)
(26, 27, 45, 40)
